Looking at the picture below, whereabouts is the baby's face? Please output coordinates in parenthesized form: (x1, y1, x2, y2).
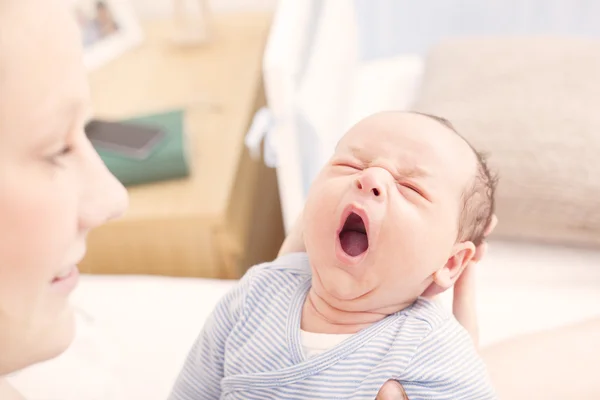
(303, 112, 477, 311)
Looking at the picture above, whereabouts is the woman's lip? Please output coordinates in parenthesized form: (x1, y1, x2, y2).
(51, 266, 80, 294)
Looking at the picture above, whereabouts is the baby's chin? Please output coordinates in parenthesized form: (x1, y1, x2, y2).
(311, 262, 377, 304)
(309, 250, 422, 313)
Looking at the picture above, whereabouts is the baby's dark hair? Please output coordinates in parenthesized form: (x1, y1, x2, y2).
(413, 112, 498, 246)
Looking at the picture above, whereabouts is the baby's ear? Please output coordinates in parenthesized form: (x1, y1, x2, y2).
(432, 241, 476, 291)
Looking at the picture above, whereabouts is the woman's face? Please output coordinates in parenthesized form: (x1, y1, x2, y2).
(0, 0, 128, 374)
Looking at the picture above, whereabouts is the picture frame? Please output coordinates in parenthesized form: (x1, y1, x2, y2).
(72, 0, 144, 70)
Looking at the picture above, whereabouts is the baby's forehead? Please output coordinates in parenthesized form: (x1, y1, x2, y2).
(340, 112, 467, 150)
(337, 111, 478, 184)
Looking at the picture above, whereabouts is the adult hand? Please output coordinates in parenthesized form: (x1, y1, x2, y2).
(373, 216, 497, 400)
(421, 215, 497, 345)
(452, 215, 497, 346)
(376, 380, 408, 400)
(277, 211, 306, 257)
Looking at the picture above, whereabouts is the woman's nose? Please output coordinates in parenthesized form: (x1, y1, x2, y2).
(78, 141, 129, 231)
(354, 168, 386, 199)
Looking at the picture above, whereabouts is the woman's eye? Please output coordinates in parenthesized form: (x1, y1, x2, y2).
(47, 145, 73, 165)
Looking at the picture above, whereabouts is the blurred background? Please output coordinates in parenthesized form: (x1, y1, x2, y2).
(9, 1, 600, 399)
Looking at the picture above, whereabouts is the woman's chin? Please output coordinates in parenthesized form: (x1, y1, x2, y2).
(34, 306, 77, 367)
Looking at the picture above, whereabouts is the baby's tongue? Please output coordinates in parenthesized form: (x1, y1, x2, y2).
(339, 231, 368, 257)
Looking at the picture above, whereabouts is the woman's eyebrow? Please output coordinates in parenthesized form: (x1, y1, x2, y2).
(55, 98, 89, 123)
(33, 98, 87, 146)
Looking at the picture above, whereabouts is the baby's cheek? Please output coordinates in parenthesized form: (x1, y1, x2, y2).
(306, 179, 337, 214)
(304, 185, 338, 243)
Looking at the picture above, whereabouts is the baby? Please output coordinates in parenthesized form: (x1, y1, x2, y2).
(169, 111, 498, 399)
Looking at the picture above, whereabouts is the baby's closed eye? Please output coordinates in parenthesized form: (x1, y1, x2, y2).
(332, 161, 362, 172)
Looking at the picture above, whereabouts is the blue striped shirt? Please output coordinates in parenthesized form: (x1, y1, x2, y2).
(169, 253, 496, 399)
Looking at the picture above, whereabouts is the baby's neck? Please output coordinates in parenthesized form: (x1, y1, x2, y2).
(301, 287, 395, 335)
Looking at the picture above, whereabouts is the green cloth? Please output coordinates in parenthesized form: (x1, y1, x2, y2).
(95, 109, 190, 187)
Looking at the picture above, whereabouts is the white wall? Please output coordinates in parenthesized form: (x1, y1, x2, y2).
(130, 0, 277, 18)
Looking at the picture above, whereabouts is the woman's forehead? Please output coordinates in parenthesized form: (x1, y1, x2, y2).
(0, 0, 84, 82)
(0, 0, 88, 145)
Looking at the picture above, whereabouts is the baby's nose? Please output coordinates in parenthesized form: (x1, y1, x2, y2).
(355, 169, 385, 199)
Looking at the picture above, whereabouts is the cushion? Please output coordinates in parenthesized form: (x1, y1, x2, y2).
(411, 37, 600, 247)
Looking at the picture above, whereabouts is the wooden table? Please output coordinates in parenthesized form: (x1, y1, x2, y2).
(81, 13, 285, 279)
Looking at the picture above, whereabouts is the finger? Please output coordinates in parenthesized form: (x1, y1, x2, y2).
(421, 282, 444, 298)
(469, 215, 495, 264)
(484, 215, 498, 237)
(376, 380, 408, 400)
(471, 241, 488, 263)
(455, 259, 477, 289)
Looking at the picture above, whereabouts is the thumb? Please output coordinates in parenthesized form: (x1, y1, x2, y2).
(376, 380, 408, 400)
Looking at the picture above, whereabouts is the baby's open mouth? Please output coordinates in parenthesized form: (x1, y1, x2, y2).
(339, 212, 369, 257)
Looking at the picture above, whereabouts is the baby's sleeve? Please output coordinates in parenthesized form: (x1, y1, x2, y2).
(168, 269, 254, 400)
(398, 318, 497, 400)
